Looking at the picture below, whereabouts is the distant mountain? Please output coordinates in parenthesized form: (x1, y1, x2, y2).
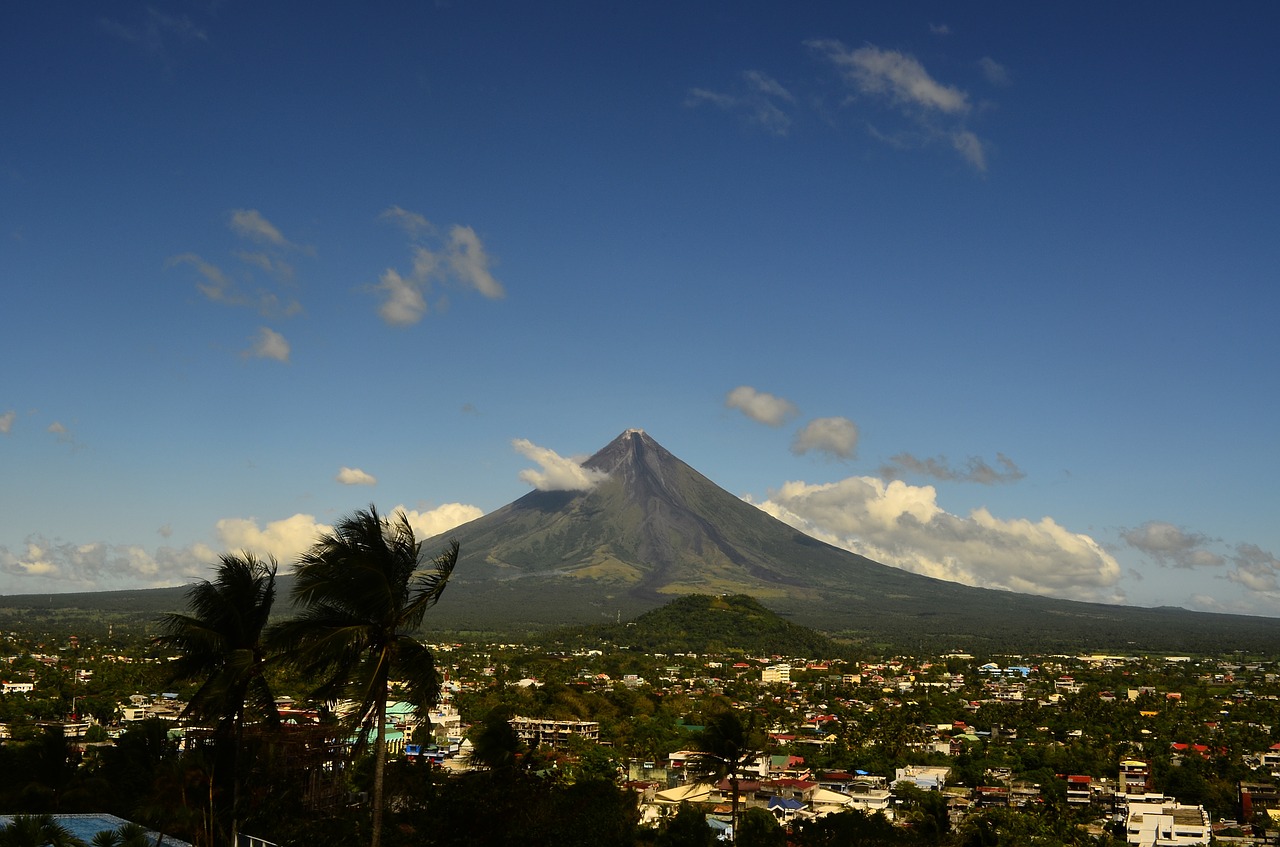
(6, 429, 1279, 653)
(418, 429, 1280, 653)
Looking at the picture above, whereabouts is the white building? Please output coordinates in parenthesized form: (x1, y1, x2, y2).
(762, 665, 790, 684)
(1124, 800, 1210, 846)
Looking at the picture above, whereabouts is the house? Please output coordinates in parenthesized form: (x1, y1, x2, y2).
(895, 765, 949, 791)
(1119, 760, 1152, 795)
(1065, 774, 1092, 804)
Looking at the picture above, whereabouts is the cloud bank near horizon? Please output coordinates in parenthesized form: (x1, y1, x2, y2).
(749, 474, 1124, 604)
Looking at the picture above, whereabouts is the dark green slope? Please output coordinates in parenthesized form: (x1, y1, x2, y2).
(551, 594, 844, 657)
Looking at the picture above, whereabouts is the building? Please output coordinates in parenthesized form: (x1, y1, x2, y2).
(1123, 800, 1209, 845)
(1241, 782, 1280, 821)
(761, 665, 790, 684)
(894, 765, 949, 791)
(1066, 774, 1092, 805)
(1119, 760, 1152, 795)
(509, 716, 600, 751)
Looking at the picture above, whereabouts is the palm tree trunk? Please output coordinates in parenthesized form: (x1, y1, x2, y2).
(371, 696, 388, 847)
(730, 773, 739, 846)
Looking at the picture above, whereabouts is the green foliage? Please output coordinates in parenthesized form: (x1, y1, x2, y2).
(269, 506, 458, 847)
(409, 769, 638, 847)
(561, 594, 846, 657)
(790, 810, 902, 846)
(655, 803, 716, 847)
(0, 814, 85, 847)
(736, 807, 786, 847)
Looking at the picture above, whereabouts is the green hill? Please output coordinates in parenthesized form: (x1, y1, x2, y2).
(552, 594, 849, 657)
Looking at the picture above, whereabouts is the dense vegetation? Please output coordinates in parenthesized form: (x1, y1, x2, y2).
(550, 594, 851, 658)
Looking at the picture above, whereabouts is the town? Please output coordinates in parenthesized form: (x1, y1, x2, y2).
(0, 617, 1277, 846)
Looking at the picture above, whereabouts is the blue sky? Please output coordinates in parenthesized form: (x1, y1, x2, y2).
(3, 2, 1278, 616)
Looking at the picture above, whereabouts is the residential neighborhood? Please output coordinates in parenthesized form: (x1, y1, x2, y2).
(1, 621, 1279, 845)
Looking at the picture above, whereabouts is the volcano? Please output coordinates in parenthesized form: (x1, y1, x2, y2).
(420, 429, 1280, 651)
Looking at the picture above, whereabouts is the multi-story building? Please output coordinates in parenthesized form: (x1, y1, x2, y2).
(1119, 760, 1152, 795)
(509, 716, 599, 751)
(1123, 800, 1209, 845)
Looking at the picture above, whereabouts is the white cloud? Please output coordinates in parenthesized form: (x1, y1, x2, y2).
(372, 209, 505, 326)
(750, 475, 1124, 603)
(337, 466, 378, 486)
(245, 326, 290, 362)
(215, 513, 329, 562)
(230, 209, 289, 247)
(952, 130, 988, 173)
(808, 40, 970, 115)
(393, 503, 484, 540)
(807, 39, 989, 172)
(792, 417, 859, 459)
(1226, 544, 1280, 594)
(0, 411, 14, 434)
(0, 501, 485, 592)
(513, 438, 610, 492)
(375, 268, 428, 326)
(0, 536, 213, 590)
(448, 225, 506, 299)
(1121, 521, 1224, 568)
(725, 386, 798, 427)
(380, 205, 435, 237)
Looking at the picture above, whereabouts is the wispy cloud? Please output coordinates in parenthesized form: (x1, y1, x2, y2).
(1121, 521, 1225, 568)
(0, 411, 14, 435)
(1227, 544, 1280, 595)
(809, 40, 969, 114)
(513, 438, 609, 492)
(371, 208, 505, 327)
(751, 476, 1123, 603)
(168, 208, 306, 323)
(686, 70, 796, 136)
(230, 209, 291, 248)
(100, 8, 208, 56)
(725, 386, 798, 427)
(47, 421, 79, 449)
(244, 326, 290, 363)
(0, 502, 483, 591)
(979, 56, 1012, 87)
(336, 467, 377, 486)
(1120, 522, 1280, 611)
(792, 417, 859, 459)
(881, 451, 1025, 485)
(806, 39, 989, 172)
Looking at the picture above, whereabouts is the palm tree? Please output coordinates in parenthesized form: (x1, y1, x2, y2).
(154, 552, 279, 846)
(272, 505, 458, 847)
(688, 709, 764, 845)
(0, 814, 84, 847)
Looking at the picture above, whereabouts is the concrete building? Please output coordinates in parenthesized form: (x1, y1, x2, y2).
(509, 716, 600, 751)
(1123, 800, 1209, 845)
